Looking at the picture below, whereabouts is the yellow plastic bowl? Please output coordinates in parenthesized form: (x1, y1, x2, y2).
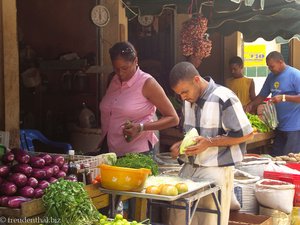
(99, 164, 151, 192)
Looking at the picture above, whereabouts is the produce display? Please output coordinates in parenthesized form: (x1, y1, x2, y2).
(0, 148, 69, 208)
(145, 183, 188, 196)
(42, 179, 99, 225)
(246, 113, 270, 133)
(272, 152, 300, 162)
(114, 153, 159, 176)
(99, 213, 145, 225)
(179, 128, 199, 154)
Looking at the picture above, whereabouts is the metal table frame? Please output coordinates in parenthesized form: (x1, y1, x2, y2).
(100, 182, 221, 225)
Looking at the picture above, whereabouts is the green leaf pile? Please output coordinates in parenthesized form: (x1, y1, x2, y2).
(114, 153, 159, 176)
(246, 113, 270, 133)
(42, 179, 99, 225)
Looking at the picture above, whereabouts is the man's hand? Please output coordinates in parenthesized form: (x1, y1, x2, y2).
(184, 136, 211, 156)
(245, 102, 253, 113)
(170, 141, 181, 158)
(270, 95, 282, 104)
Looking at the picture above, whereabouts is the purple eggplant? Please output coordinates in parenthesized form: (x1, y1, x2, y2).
(52, 155, 65, 168)
(31, 168, 47, 180)
(43, 166, 54, 179)
(1, 152, 15, 164)
(48, 177, 58, 184)
(1, 181, 17, 196)
(14, 150, 30, 164)
(38, 153, 52, 166)
(8, 173, 28, 187)
(55, 170, 66, 179)
(61, 163, 69, 173)
(12, 164, 33, 177)
(27, 177, 38, 188)
(38, 180, 50, 190)
(33, 188, 44, 198)
(30, 156, 45, 168)
(50, 164, 59, 176)
(0, 196, 9, 207)
(7, 196, 31, 208)
(0, 165, 10, 177)
(19, 186, 35, 198)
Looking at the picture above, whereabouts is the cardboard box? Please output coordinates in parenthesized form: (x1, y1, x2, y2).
(229, 212, 272, 225)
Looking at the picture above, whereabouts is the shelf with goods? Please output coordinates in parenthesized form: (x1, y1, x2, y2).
(21, 59, 100, 143)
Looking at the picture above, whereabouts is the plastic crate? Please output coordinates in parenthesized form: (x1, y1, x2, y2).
(263, 167, 300, 206)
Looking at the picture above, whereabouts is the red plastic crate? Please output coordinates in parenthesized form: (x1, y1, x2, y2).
(263, 167, 300, 206)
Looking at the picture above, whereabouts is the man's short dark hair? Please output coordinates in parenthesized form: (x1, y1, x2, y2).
(266, 51, 285, 62)
(229, 56, 243, 66)
(169, 62, 199, 88)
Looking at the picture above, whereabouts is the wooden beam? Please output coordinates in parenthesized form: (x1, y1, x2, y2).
(0, 0, 20, 147)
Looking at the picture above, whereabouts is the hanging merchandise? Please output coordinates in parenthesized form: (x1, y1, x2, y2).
(180, 15, 212, 63)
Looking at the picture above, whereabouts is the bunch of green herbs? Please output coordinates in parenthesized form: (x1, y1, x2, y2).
(42, 179, 99, 225)
(246, 113, 270, 133)
(114, 153, 159, 176)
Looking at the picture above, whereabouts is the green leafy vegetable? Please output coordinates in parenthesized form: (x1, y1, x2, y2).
(179, 128, 199, 154)
(114, 153, 159, 176)
(246, 113, 270, 133)
(42, 179, 99, 225)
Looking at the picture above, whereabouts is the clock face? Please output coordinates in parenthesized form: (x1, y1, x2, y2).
(138, 15, 154, 26)
(91, 5, 110, 27)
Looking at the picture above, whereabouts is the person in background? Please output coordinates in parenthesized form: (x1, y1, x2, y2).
(246, 51, 300, 156)
(168, 62, 253, 225)
(98, 41, 179, 156)
(225, 56, 256, 110)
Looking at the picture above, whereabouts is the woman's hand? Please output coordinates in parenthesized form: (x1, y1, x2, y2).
(170, 141, 181, 158)
(122, 121, 142, 142)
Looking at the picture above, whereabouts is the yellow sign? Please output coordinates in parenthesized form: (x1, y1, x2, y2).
(244, 44, 266, 67)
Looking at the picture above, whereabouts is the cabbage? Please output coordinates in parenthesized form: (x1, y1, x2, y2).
(179, 128, 199, 154)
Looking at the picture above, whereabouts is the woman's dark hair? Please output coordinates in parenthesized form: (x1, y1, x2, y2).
(109, 41, 137, 62)
(229, 56, 243, 66)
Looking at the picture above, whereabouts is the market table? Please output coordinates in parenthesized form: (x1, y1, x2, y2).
(99, 179, 221, 225)
(246, 131, 275, 153)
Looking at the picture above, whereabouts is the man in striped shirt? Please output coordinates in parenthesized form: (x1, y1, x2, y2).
(168, 62, 253, 225)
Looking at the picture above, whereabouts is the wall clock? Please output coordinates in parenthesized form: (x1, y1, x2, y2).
(91, 5, 110, 27)
(138, 15, 154, 27)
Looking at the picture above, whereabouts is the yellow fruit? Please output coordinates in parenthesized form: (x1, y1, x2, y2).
(160, 184, 178, 196)
(145, 185, 161, 194)
(175, 182, 188, 194)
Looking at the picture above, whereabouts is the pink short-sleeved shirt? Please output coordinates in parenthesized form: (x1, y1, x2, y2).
(99, 68, 158, 156)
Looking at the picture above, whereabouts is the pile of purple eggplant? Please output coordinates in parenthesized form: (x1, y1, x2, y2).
(0, 148, 68, 208)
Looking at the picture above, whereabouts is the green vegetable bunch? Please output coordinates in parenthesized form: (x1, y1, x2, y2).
(246, 113, 270, 133)
(99, 213, 145, 225)
(114, 153, 159, 176)
(42, 179, 99, 225)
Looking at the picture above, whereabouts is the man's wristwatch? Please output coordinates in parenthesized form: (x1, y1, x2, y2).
(282, 94, 286, 102)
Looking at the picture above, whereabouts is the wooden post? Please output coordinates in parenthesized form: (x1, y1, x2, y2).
(0, 0, 20, 148)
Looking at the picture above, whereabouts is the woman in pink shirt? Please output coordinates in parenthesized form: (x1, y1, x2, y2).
(99, 42, 179, 156)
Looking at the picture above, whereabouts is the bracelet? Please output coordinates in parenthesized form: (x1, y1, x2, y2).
(282, 94, 286, 102)
(138, 123, 144, 133)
